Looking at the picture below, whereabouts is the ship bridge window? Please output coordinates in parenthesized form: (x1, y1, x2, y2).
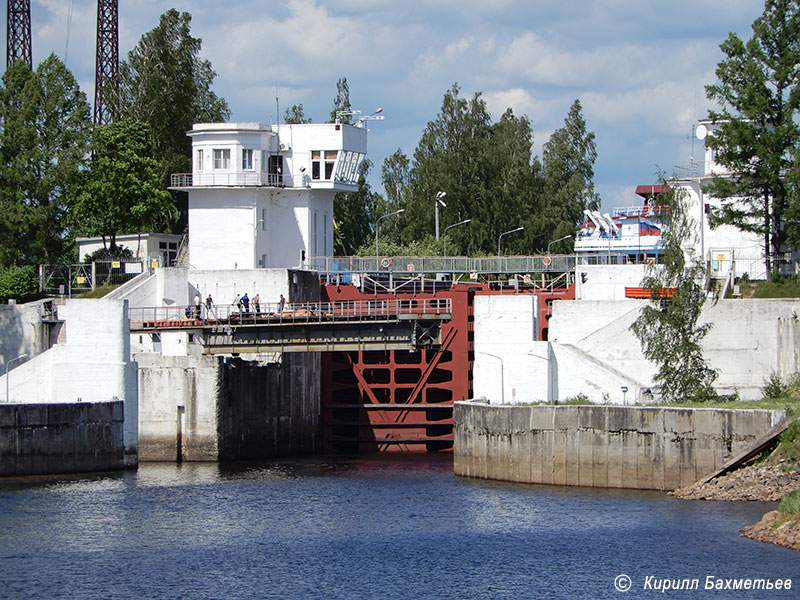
(213, 149, 230, 170)
(311, 150, 338, 180)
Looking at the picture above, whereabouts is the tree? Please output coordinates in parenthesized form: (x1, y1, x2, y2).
(330, 77, 352, 124)
(395, 84, 538, 255)
(284, 104, 311, 124)
(704, 0, 800, 277)
(117, 9, 230, 183)
(69, 119, 176, 250)
(334, 160, 379, 255)
(0, 55, 92, 266)
(535, 99, 600, 252)
(631, 181, 718, 403)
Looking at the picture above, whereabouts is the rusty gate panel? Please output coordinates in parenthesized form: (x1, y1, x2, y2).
(321, 284, 474, 453)
(320, 281, 575, 452)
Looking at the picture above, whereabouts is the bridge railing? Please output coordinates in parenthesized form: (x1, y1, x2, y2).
(129, 297, 452, 329)
(307, 255, 578, 275)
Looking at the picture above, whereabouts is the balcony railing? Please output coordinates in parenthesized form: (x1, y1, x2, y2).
(170, 172, 301, 188)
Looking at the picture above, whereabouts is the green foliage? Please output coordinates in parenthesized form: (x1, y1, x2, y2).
(559, 393, 592, 405)
(69, 119, 177, 247)
(356, 235, 443, 259)
(0, 265, 39, 303)
(284, 104, 311, 124)
(334, 160, 380, 255)
(776, 422, 800, 473)
(704, 0, 800, 277)
(763, 372, 791, 399)
(330, 77, 351, 124)
(631, 181, 718, 403)
(534, 99, 600, 250)
(78, 283, 121, 299)
(378, 86, 599, 257)
(0, 55, 92, 266)
(753, 274, 800, 298)
(84, 246, 135, 263)
(117, 9, 230, 183)
(778, 489, 800, 518)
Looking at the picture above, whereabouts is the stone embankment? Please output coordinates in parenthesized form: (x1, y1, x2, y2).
(672, 462, 800, 552)
(741, 511, 800, 552)
(671, 462, 800, 502)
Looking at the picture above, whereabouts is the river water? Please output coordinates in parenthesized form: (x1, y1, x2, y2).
(0, 454, 796, 599)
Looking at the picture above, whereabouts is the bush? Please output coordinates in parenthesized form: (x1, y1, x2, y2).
(762, 372, 788, 400)
(0, 265, 39, 304)
(85, 245, 135, 262)
(778, 490, 800, 518)
(776, 421, 800, 472)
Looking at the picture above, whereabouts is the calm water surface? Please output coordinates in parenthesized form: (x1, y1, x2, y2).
(0, 454, 796, 599)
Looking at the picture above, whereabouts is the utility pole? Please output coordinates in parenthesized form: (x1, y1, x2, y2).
(7, 0, 32, 69)
(94, 0, 119, 126)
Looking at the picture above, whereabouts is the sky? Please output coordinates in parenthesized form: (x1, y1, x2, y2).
(3, 0, 765, 211)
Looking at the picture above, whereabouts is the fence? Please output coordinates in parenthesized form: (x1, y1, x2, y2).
(129, 297, 453, 330)
(39, 261, 146, 296)
(307, 254, 579, 276)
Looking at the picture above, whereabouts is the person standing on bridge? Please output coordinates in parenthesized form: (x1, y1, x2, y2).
(278, 294, 286, 313)
(194, 293, 202, 319)
(241, 293, 250, 313)
(252, 293, 260, 314)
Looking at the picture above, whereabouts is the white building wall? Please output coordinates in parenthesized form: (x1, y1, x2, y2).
(188, 189, 257, 270)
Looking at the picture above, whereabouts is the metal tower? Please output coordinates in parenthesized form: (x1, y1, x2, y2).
(94, 0, 119, 126)
(6, 0, 32, 68)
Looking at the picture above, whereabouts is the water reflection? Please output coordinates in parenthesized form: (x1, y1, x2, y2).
(0, 455, 796, 600)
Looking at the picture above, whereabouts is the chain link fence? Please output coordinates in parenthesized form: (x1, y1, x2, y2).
(39, 260, 147, 296)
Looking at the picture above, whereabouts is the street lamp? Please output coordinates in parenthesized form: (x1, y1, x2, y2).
(356, 107, 384, 128)
(375, 208, 405, 267)
(547, 234, 573, 254)
(6, 353, 28, 403)
(498, 226, 525, 257)
(434, 191, 446, 240)
(443, 219, 471, 258)
(478, 351, 504, 404)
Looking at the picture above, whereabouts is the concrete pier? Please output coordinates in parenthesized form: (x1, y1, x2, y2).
(0, 401, 126, 476)
(453, 402, 785, 490)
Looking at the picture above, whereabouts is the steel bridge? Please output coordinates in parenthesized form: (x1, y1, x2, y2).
(129, 298, 452, 354)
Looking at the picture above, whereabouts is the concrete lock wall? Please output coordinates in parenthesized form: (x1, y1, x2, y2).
(525, 298, 800, 403)
(136, 351, 320, 461)
(453, 403, 785, 490)
(0, 401, 126, 477)
(0, 298, 139, 463)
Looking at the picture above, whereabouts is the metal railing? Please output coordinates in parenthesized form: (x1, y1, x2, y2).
(307, 255, 578, 276)
(170, 172, 300, 188)
(129, 297, 452, 330)
(40, 261, 146, 295)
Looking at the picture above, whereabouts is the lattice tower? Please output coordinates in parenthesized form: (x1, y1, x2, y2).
(94, 0, 119, 126)
(6, 0, 32, 68)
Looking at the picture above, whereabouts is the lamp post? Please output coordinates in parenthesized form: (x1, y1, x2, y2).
(547, 234, 572, 254)
(356, 107, 384, 128)
(375, 209, 405, 267)
(443, 219, 471, 258)
(434, 191, 446, 240)
(478, 351, 504, 404)
(6, 353, 28, 403)
(498, 226, 525, 257)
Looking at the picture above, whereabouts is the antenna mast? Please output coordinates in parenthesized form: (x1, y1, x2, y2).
(7, 0, 32, 69)
(94, 0, 119, 127)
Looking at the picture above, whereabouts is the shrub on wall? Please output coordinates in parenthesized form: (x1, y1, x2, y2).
(0, 265, 39, 304)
